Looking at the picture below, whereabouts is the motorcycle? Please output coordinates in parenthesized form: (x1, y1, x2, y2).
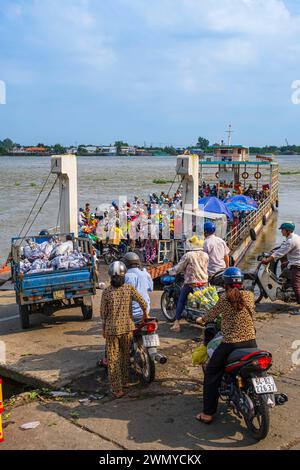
(102, 241, 129, 265)
(200, 323, 288, 441)
(131, 317, 167, 383)
(246, 252, 296, 304)
(207, 325, 288, 440)
(160, 273, 224, 323)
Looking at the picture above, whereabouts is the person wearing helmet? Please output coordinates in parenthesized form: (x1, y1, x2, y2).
(37, 230, 51, 244)
(195, 267, 257, 424)
(124, 252, 154, 324)
(100, 261, 149, 399)
(168, 235, 209, 332)
(262, 222, 300, 312)
(203, 221, 230, 277)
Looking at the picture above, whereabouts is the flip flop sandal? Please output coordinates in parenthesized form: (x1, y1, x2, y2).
(195, 413, 213, 424)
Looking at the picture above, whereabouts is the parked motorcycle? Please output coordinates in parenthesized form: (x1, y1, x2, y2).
(246, 252, 296, 304)
(102, 242, 128, 265)
(131, 317, 167, 383)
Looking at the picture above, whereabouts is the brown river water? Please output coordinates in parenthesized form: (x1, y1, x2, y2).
(0, 154, 299, 268)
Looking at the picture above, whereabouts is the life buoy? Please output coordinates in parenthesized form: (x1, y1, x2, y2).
(242, 171, 249, 180)
(262, 215, 267, 226)
(250, 228, 257, 241)
(254, 171, 262, 180)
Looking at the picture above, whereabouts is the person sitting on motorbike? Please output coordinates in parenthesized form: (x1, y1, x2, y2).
(100, 261, 148, 399)
(124, 252, 153, 324)
(262, 222, 300, 314)
(195, 267, 257, 424)
(167, 235, 209, 332)
(203, 221, 230, 278)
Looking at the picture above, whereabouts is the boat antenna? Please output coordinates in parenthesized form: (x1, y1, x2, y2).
(226, 124, 234, 146)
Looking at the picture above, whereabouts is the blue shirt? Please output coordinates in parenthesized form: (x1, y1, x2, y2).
(125, 268, 153, 321)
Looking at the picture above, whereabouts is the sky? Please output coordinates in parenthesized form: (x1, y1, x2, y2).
(0, 0, 300, 147)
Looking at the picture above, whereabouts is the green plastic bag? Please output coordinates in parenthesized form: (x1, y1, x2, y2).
(192, 344, 208, 365)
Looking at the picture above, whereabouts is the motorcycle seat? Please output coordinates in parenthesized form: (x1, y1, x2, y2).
(226, 348, 261, 364)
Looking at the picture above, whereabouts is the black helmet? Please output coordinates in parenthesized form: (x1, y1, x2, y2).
(123, 252, 141, 268)
(108, 261, 127, 277)
(39, 230, 50, 236)
(222, 267, 244, 285)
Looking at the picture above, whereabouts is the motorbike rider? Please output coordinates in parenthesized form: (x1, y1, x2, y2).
(262, 222, 300, 313)
(203, 221, 230, 278)
(123, 252, 153, 324)
(167, 235, 209, 332)
(195, 267, 257, 424)
(100, 261, 148, 398)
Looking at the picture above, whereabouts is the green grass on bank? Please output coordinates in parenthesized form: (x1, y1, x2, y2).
(152, 179, 173, 184)
(280, 171, 300, 176)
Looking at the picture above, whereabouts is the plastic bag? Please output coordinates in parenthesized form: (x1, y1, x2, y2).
(51, 255, 69, 270)
(39, 240, 55, 257)
(192, 344, 208, 365)
(20, 259, 32, 273)
(207, 332, 223, 358)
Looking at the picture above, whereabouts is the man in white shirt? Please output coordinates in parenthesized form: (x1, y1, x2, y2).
(263, 222, 300, 312)
(203, 222, 230, 277)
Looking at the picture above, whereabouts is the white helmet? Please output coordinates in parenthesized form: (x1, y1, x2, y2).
(108, 261, 127, 277)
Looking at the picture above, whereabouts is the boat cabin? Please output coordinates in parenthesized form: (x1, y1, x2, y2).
(210, 145, 249, 162)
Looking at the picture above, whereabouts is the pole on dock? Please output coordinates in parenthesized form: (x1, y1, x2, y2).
(176, 152, 199, 238)
(51, 155, 78, 237)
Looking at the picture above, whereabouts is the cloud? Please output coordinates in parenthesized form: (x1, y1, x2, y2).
(1, 0, 300, 145)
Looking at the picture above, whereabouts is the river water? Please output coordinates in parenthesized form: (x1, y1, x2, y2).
(0, 155, 299, 267)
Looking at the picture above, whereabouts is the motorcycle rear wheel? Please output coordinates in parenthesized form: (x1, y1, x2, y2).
(134, 343, 155, 384)
(245, 393, 270, 441)
(161, 291, 177, 322)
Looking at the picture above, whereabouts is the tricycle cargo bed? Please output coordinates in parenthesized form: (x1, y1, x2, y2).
(18, 267, 95, 304)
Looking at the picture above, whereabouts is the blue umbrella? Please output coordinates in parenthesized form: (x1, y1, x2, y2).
(225, 201, 257, 212)
(225, 195, 258, 208)
(199, 196, 233, 220)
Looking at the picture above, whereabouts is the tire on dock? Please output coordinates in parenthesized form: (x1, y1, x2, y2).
(250, 228, 257, 241)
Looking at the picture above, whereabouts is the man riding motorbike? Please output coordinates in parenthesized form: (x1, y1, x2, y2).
(167, 236, 209, 332)
(195, 267, 257, 424)
(262, 222, 300, 314)
(203, 221, 230, 278)
(124, 252, 153, 324)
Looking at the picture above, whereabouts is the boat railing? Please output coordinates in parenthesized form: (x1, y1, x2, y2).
(225, 189, 278, 250)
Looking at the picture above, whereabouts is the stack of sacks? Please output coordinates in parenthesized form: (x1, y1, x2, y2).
(19, 239, 91, 274)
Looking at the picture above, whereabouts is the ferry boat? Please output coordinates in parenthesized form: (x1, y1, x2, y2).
(197, 147, 279, 264)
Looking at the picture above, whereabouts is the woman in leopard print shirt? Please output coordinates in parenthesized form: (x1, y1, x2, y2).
(100, 263, 148, 398)
(195, 268, 257, 424)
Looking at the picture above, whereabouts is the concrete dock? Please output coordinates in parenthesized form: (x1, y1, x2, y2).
(0, 289, 300, 450)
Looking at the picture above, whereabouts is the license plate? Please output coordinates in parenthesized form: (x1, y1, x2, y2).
(53, 290, 65, 300)
(143, 334, 160, 348)
(252, 376, 277, 394)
